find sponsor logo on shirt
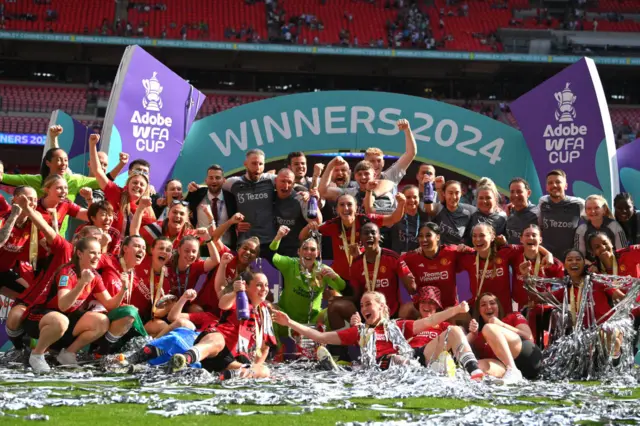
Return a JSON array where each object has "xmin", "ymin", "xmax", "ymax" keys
[
  {"xmin": 276, "ymin": 217, "xmax": 296, "ymax": 227},
  {"xmin": 237, "ymin": 192, "xmax": 269, "ymax": 203},
  {"xmin": 59, "ymin": 275, "xmax": 69, "ymax": 288},
  {"xmin": 476, "ymin": 268, "xmax": 505, "ymax": 279},
  {"xmin": 375, "ymin": 333, "xmax": 388, "ymax": 342},
  {"xmin": 542, "ymin": 217, "xmax": 576, "ymax": 229},
  {"xmin": 421, "ymin": 271, "xmax": 449, "ymax": 282}
]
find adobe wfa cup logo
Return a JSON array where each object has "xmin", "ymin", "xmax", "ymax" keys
[
  {"xmin": 554, "ymin": 82, "xmax": 577, "ymax": 123},
  {"xmin": 543, "ymin": 82, "xmax": 586, "ymax": 164},
  {"xmin": 142, "ymin": 72, "xmax": 163, "ymax": 112}
]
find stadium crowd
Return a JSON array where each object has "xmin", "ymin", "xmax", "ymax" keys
[{"xmin": 0, "ymin": 119, "xmax": 638, "ymax": 383}]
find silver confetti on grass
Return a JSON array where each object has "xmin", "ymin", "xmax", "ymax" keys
[{"xmin": 526, "ymin": 273, "xmax": 640, "ymax": 380}]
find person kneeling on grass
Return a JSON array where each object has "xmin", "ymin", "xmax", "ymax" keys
[
  {"xmin": 169, "ymin": 271, "xmax": 276, "ymax": 380},
  {"xmin": 272, "ymin": 290, "xmax": 484, "ymax": 380},
  {"xmin": 467, "ymin": 292, "xmax": 542, "ymax": 384}
]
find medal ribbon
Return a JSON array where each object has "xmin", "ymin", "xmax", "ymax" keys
[
  {"xmin": 340, "ymin": 221, "xmax": 356, "ymax": 266},
  {"xmin": 363, "ymin": 249, "xmax": 382, "ymax": 293},
  {"xmin": 475, "ymin": 248, "xmax": 492, "ymax": 297}
]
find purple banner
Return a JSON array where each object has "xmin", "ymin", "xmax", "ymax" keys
[
  {"xmin": 510, "ymin": 57, "xmax": 618, "ymax": 203},
  {"xmin": 101, "ymin": 45, "xmax": 205, "ymax": 190},
  {"xmin": 617, "ymin": 138, "xmax": 640, "ymax": 202}
]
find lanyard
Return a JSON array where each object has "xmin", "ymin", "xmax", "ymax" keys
[
  {"xmin": 524, "ymin": 253, "xmax": 541, "ymax": 277},
  {"xmin": 51, "ymin": 208, "xmax": 59, "ymax": 235},
  {"xmin": 119, "ymin": 258, "xmax": 134, "ymax": 305},
  {"xmin": 340, "ymin": 220, "xmax": 356, "ymax": 266},
  {"xmin": 475, "ymin": 249, "xmax": 492, "ymax": 297},
  {"xmin": 404, "ymin": 213, "xmax": 419, "ymax": 252},
  {"xmin": 175, "ymin": 265, "xmax": 190, "ymax": 296},
  {"xmin": 255, "ymin": 304, "xmax": 264, "ymax": 358},
  {"xmin": 364, "ymin": 249, "xmax": 382, "ymax": 292},
  {"xmin": 569, "ymin": 281, "xmax": 584, "ymax": 328},
  {"xmin": 150, "ymin": 266, "xmax": 165, "ymax": 314},
  {"xmin": 28, "ymin": 222, "xmax": 38, "ymax": 269}
]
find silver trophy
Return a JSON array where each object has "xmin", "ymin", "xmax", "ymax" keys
[
  {"xmin": 554, "ymin": 82, "xmax": 577, "ymax": 123},
  {"xmin": 142, "ymin": 72, "xmax": 163, "ymax": 112}
]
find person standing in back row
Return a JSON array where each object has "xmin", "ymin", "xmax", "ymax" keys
[
  {"xmin": 505, "ymin": 178, "xmax": 539, "ymax": 245},
  {"xmin": 538, "ymin": 170, "xmax": 584, "ymax": 259}
]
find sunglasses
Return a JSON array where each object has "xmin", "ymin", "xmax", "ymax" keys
[
  {"xmin": 131, "ymin": 169, "xmax": 149, "ymax": 177},
  {"xmin": 171, "ymin": 200, "xmax": 189, "ymax": 207}
]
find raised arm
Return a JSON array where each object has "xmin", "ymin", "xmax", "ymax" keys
[
  {"xmin": 47, "ymin": 125, "xmax": 63, "ymax": 150},
  {"xmin": 130, "ymin": 196, "xmax": 152, "ymax": 236},
  {"xmin": 218, "ymin": 277, "xmax": 243, "ymax": 311},
  {"xmin": 107, "ymin": 152, "xmax": 129, "ymax": 181},
  {"xmin": 167, "ymin": 289, "xmax": 197, "ymax": 322},
  {"xmin": 0, "ymin": 204, "xmax": 22, "ymax": 248},
  {"xmin": 318, "ymin": 156, "xmax": 345, "ymax": 202},
  {"xmin": 413, "ymin": 302, "xmax": 469, "ymax": 334},
  {"xmin": 15, "ymin": 195, "xmax": 57, "ymax": 244},
  {"xmin": 211, "ymin": 212, "xmax": 244, "ymax": 242},
  {"xmin": 202, "ymin": 240, "xmax": 220, "ymax": 272},
  {"xmin": 381, "ymin": 193, "xmax": 406, "ymax": 227},
  {"xmin": 394, "ymin": 119, "xmax": 417, "ymax": 172},
  {"xmin": 58, "ymin": 270, "xmax": 96, "ymax": 312},
  {"xmin": 272, "ymin": 310, "xmax": 342, "ymax": 345},
  {"xmin": 88, "ymin": 134, "xmax": 109, "ymax": 190}
]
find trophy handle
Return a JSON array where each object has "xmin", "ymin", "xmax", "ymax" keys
[{"xmin": 142, "ymin": 79, "xmax": 149, "ymax": 91}]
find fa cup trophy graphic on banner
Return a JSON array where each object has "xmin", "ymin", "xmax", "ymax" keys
[
  {"xmin": 142, "ymin": 72, "xmax": 163, "ymax": 112},
  {"xmin": 554, "ymin": 82, "xmax": 577, "ymax": 123}
]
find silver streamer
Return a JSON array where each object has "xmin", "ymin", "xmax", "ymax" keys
[{"xmin": 525, "ymin": 272, "xmax": 640, "ymax": 380}]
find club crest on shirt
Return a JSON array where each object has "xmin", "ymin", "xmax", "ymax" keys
[
  {"xmin": 620, "ymin": 265, "xmax": 627, "ymax": 272},
  {"xmin": 440, "ymin": 258, "xmax": 449, "ymax": 266},
  {"xmin": 496, "ymin": 258, "xmax": 503, "ymax": 265},
  {"xmin": 380, "ymin": 266, "xmax": 387, "ymax": 273}
]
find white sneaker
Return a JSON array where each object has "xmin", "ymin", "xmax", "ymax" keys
[
  {"xmin": 499, "ymin": 367, "xmax": 524, "ymax": 385},
  {"xmin": 56, "ymin": 349, "xmax": 78, "ymax": 366},
  {"xmin": 29, "ymin": 353, "xmax": 51, "ymax": 373}
]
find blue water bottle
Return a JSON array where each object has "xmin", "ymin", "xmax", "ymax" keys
[
  {"xmin": 236, "ymin": 290, "xmax": 250, "ymax": 321},
  {"xmin": 423, "ymin": 181, "xmax": 435, "ymax": 204}
]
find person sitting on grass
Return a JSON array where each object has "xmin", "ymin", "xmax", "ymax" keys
[{"xmin": 272, "ymin": 290, "xmax": 484, "ymax": 380}]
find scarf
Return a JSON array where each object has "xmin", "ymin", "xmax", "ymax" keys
[
  {"xmin": 237, "ymin": 303, "xmax": 277, "ymax": 359},
  {"xmin": 358, "ymin": 319, "xmax": 414, "ymax": 368}
]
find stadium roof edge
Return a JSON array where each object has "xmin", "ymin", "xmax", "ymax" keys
[{"xmin": 1, "ymin": 31, "xmax": 639, "ymax": 66}]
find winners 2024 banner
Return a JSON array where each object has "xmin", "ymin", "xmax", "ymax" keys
[{"xmin": 101, "ymin": 45, "xmax": 205, "ymax": 190}]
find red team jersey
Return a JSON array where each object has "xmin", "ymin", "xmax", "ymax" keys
[
  {"xmin": 100, "ymin": 256, "xmax": 152, "ymax": 317},
  {"xmin": 134, "ymin": 257, "xmax": 172, "ymax": 302},
  {"xmin": 75, "ymin": 223, "xmax": 121, "ymax": 255},
  {"xmin": 0, "ymin": 214, "xmax": 32, "ymax": 272},
  {"xmin": 472, "ymin": 313, "xmax": 528, "ymax": 359},
  {"xmin": 337, "ymin": 319, "xmax": 415, "ymax": 358},
  {"xmin": 36, "ymin": 199, "xmax": 81, "ymax": 230},
  {"xmin": 45, "ymin": 265, "xmax": 106, "ymax": 312},
  {"xmin": 186, "ymin": 312, "xmax": 219, "ymax": 331},
  {"xmin": 318, "ymin": 214, "xmax": 385, "ymax": 280},
  {"xmin": 103, "ymin": 181, "xmax": 154, "ymax": 236},
  {"xmin": 458, "ymin": 246, "xmax": 520, "ymax": 314},
  {"xmin": 139, "ymin": 220, "xmax": 197, "ymax": 252},
  {"xmin": 400, "ymin": 245, "xmax": 461, "ymax": 308},
  {"xmin": 551, "ymin": 283, "xmax": 612, "ymax": 326},
  {"xmin": 350, "ymin": 248, "xmax": 411, "ymax": 317},
  {"xmin": 406, "ymin": 321, "xmax": 451, "ymax": 348},
  {"xmin": 17, "ymin": 235, "xmax": 73, "ymax": 306},
  {"xmin": 509, "ymin": 246, "xmax": 565, "ymax": 308},
  {"xmin": 609, "ymin": 246, "xmax": 640, "ymax": 278},
  {"xmin": 197, "ymin": 246, "xmax": 244, "ymax": 315},
  {"xmin": 167, "ymin": 259, "xmax": 206, "ymax": 296}
]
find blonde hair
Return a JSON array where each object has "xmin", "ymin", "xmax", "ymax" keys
[
  {"xmin": 361, "ymin": 291, "xmax": 390, "ymax": 320},
  {"xmin": 585, "ymin": 194, "xmax": 614, "ymax": 220},
  {"xmin": 120, "ymin": 173, "xmax": 153, "ymax": 219},
  {"xmin": 476, "ymin": 177, "xmax": 501, "ymax": 213},
  {"xmin": 365, "ymin": 147, "xmax": 384, "ymax": 157},
  {"xmin": 471, "ymin": 223, "xmax": 499, "ymax": 276},
  {"xmin": 42, "ymin": 174, "xmax": 66, "ymax": 195}
]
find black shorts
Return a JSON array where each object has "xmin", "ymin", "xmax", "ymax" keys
[
  {"xmin": 195, "ymin": 329, "xmax": 250, "ymax": 373},
  {"xmin": 514, "ymin": 339, "xmax": 543, "ymax": 380},
  {"xmin": 0, "ymin": 270, "xmax": 28, "ymax": 294},
  {"xmin": 413, "ymin": 345, "xmax": 427, "ymax": 367},
  {"xmin": 378, "ymin": 350, "xmax": 423, "ymax": 370},
  {"xmin": 23, "ymin": 308, "xmax": 86, "ymax": 351}
]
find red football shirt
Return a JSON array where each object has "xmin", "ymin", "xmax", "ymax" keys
[
  {"xmin": 552, "ymin": 283, "xmax": 611, "ymax": 326},
  {"xmin": 400, "ymin": 245, "xmax": 461, "ymax": 308},
  {"xmin": 166, "ymin": 259, "xmax": 206, "ymax": 296},
  {"xmin": 0, "ymin": 214, "xmax": 32, "ymax": 272},
  {"xmin": 134, "ymin": 256, "xmax": 172, "ymax": 302},
  {"xmin": 45, "ymin": 265, "xmax": 106, "ymax": 312},
  {"xmin": 17, "ymin": 235, "xmax": 73, "ymax": 306},
  {"xmin": 103, "ymin": 181, "xmax": 154, "ymax": 237},
  {"xmin": 613, "ymin": 245, "xmax": 640, "ymax": 278},
  {"xmin": 100, "ymin": 258, "xmax": 152, "ymax": 317},
  {"xmin": 187, "ymin": 312, "xmax": 219, "ymax": 331},
  {"xmin": 197, "ymin": 245, "xmax": 242, "ymax": 315},
  {"xmin": 407, "ymin": 321, "xmax": 451, "ymax": 348},
  {"xmin": 0, "ymin": 194, "xmax": 10, "ymax": 215},
  {"xmin": 472, "ymin": 313, "xmax": 528, "ymax": 359},
  {"xmin": 458, "ymin": 246, "xmax": 520, "ymax": 314},
  {"xmin": 509, "ymin": 246, "xmax": 565, "ymax": 308},
  {"xmin": 75, "ymin": 223, "xmax": 121, "ymax": 255},
  {"xmin": 318, "ymin": 214, "xmax": 385, "ymax": 280},
  {"xmin": 337, "ymin": 319, "xmax": 414, "ymax": 358},
  {"xmin": 350, "ymin": 248, "xmax": 411, "ymax": 317},
  {"xmin": 139, "ymin": 220, "xmax": 197, "ymax": 251},
  {"xmin": 36, "ymin": 198, "xmax": 81, "ymax": 230}
]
